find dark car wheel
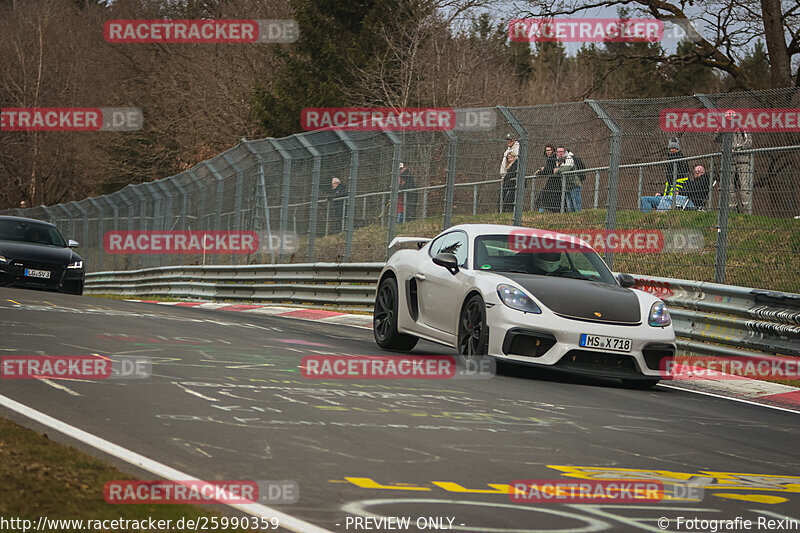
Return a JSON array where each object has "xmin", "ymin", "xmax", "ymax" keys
[
  {"xmin": 458, "ymin": 294, "xmax": 488, "ymax": 359},
  {"xmin": 621, "ymin": 378, "xmax": 660, "ymax": 390},
  {"xmin": 373, "ymin": 276, "xmax": 418, "ymax": 351}
]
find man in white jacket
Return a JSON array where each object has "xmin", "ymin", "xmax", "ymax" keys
[{"xmin": 500, "ymin": 133, "xmax": 520, "ymax": 177}]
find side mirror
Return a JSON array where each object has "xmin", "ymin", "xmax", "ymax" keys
[
  {"xmin": 68, "ymin": 240, "xmax": 79, "ymax": 248},
  {"xmin": 617, "ymin": 273, "xmax": 635, "ymax": 288},
  {"xmin": 432, "ymin": 252, "xmax": 459, "ymax": 275}
]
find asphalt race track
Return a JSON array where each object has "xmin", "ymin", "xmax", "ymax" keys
[{"xmin": 2, "ymin": 287, "xmax": 799, "ymax": 532}]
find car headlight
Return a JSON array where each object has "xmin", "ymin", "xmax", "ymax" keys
[
  {"xmin": 497, "ymin": 284, "xmax": 541, "ymax": 314},
  {"xmin": 0, "ymin": 254, "xmax": 8, "ymax": 264},
  {"xmin": 649, "ymin": 301, "xmax": 671, "ymax": 327},
  {"xmin": 67, "ymin": 260, "xmax": 83, "ymax": 269}
]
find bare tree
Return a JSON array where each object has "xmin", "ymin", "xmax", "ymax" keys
[{"xmin": 521, "ymin": 0, "xmax": 799, "ymax": 89}]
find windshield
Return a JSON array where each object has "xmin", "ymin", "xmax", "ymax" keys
[
  {"xmin": 473, "ymin": 234, "xmax": 617, "ymax": 285},
  {"xmin": 0, "ymin": 219, "xmax": 67, "ymax": 247}
]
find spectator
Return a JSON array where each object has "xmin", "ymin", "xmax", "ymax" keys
[
  {"xmin": 397, "ymin": 162, "xmax": 417, "ymax": 223},
  {"xmin": 328, "ymin": 177, "xmax": 348, "ymax": 233},
  {"xmin": 19, "ymin": 200, "xmax": 27, "ymax": 209},
  {"xmin": 715, "ymin": 110, "xmax": 753, "ymax": 213},
  {"xmin": 554, "ymin": 146, "xmax": 581, "ymax": 212},
  {"xmin": 500, "ymin": 133, "xmax": 520, "ymax": 178},
  {"xmin": 534, "ymin": 144, "xmax": 560, "ymax": 213},
  {"xmin": 502, "ymin": 153, "xmax": 518, "ymax": 212},
  {"xmin": 685, "ymin": 165, "xmax": 711, "ymax": 210},
  {"xmin": 640, "ymin": 138, "xmax": 692, "ymax": 212}
]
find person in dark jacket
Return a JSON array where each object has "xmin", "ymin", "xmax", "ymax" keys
[
  {"xmin": 328, "ymin": 177, "xmax": 348, "ymax": 233},
  {"xmin": 685, "ymin": 165, "xmax": 711, "ymax": 209},
  {"xmin": 397, "ymin": 162, "xmax": 417, "ymax": 223},
  {"xmin": 534, "ymin": 144, "xmax": 560, "ymax": 212}
]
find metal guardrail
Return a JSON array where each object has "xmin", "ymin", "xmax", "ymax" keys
[
  {"xmin": 85, "ymin": 263, "xmax": 384, "ymax": 309},
  {"xmin": 86, "ymin": 264, "xmax": 800, "ymax": 361},
  {"xmin": 632, "ymin": 275, "xmax": 800, "ymax": 360}
]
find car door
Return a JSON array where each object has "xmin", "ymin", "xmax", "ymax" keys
[{"xmin": 417, "ymin": 231, "xmax": 470, "ymax": 336}]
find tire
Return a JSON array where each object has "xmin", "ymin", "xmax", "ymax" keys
[
  {"xmin": 621, "ymin": 378, "xmax": 660, "ymax": 390},
  {"xmin": 458, "ymin": 294, "xmax": 489, "ymax": 359},
  {"xmin": 373, "ymin": 276, "xmax": 418, "ymax": 351}
]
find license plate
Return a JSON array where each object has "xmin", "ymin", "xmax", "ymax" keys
[
  {"xmin": 580, "ymin": 334, "xmax": 631, "ymax": 353},
  {"xmin": 24, "ymin": 268, "xmax": 51, "ymax": 279}
]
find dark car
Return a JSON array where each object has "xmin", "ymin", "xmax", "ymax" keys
[{"xmin": 0, "ymin": 216, "xmax": 85, "ymax": 295}]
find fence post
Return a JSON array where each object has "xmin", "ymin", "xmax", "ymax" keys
[
  {"xmin": 696, "ymin": 94, "xmax": 730, "ymax": 283},
  {"xmin": 204, "ymin": 161, "xmax": 225, "ymax": 232},
  {"xmin": 586, "ymin": 100, "xmax": 622, "ymax": 269},
  {"xmin": 223, "ymin": 153, "xmax": 244, "ymax": 232},
  {"xmin": 298, "ymin": 134, "xmax": 322, "ymax": 262},
  {"xmin": 242, "ymin": 141, "xmax": 274, "ymax": 264},
  {"xmin": 637, "ymin": 167, "xmax": 643, "ymax": 209},
  {"xmin": 334, "ymin": 131, "xmax": 360, "ymax": 261},
  {"xmin": 497, "ymin": 106, "xmax": 528, "ymax": 226},
  {"xmin": 269, "ymin": 138, "xmax": 293, "ymax": 261},
  {"xmin": 383, "ymin": 131, "xmax": 402, "ymax": 255},
  {"xmin": 87, "ymin": 198, "xmax": 104, "ymax": 272},
  {"xmin": 101, "ymin": 197, "xmax": 119, "ymax": 271},
  {"xmin": 443, "ymin": 130, "xmax": 457, "ymax": 230}
]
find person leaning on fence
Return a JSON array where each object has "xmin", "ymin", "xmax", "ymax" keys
[
  {"xmin": 714, "ymin": 110, "xmax": 753, "ymax": 213},
  {"xmin": 328, "ymin": 177, "xmax": 348, "ymax": 233},
  {"xmin": 397, "ymin": 162, "xmax": 417, "ymax": 223},
  {"xmin": 502, "ymin": 153, "xmax": 519, "ymax": 212},
  {"xmin": 554, "ymin": 146, "xmax": 581, "ymax": 212},
  {"xmin": 534, "ymin": 144, "xmax": 560, "ymax": 213},
  {"xmin": 640, "ymin": 138, "xmax": 694, "ymax": 212},
  {"xmin": 500, "ymin": 133, "xmax": 520, "ymax": 179}
]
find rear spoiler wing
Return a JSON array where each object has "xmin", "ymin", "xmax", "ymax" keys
[{"xmin": 389, "ymin": 237, "xmax": 432, "ymax": 249}]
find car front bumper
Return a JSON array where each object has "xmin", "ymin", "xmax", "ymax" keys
[{"xmin": 487, "ymin": 304, "xmax": 675, "ymax": 379}]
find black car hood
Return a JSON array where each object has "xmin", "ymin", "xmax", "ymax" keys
[
  {"xmin": 0, "ymin": 240, "xmax": 79, "ymax": 264},
  {"xmin": 497, "ymin": 273, "xmax": 641, "ymax": 325}
]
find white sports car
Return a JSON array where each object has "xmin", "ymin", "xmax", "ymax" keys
[{"xmin": 372, "ymin": 224, "xmax": 675, "ymax": 389}]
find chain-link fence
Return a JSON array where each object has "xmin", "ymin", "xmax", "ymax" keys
[{"xmin": 4, "ymin": 87, "xmax": 800, "ymax": 292}]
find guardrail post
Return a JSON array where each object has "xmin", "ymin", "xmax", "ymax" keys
[
  {"xmin": 269, "ymin": 138, "xmax": 293, "ymax": 261},
  {"xmin": 697, "ymin": 94, "xmax": 731, "ymax": 283},
  {"xmin": 443, "ymin": 129, "xmax": 457, "ymax": 230},
  {"xmin": 335, "ymin": 131, "xmax": 360, "ymax": 261},
  {"xmin": 586, "ymin": 100, "xmax": 622, "ymax": 269},
  {"xmin": 297, "ymin": 134, "xmax": 322, "ymax": 261},
  {"xmin": 383, "ymin": 131, "xmax": 402, "ymax": 255},
  {"xmin": 497, "ymin": 106, "xmax": 528, "ymax": 226}
]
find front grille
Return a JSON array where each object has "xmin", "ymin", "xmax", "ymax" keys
[{"xmin": 556, "ymin": 349, "xmax": 640, "ymax": 376}]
